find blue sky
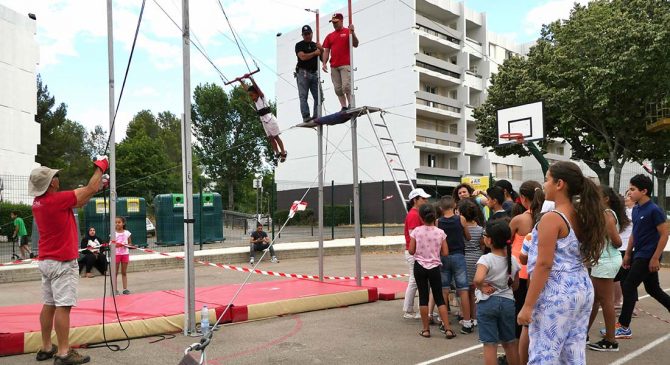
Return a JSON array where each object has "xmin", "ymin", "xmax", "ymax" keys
[{"xmin": 2, "ymin": 0, "xmax": 586, "ymax": 139}]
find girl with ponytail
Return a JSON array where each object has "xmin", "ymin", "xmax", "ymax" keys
[
  {"xmin": 518, "ymin": 161, "xmax": 606, "ymax": 364},
  {"xmin": 473, "ymin": 219, "xmax": 521, "ymax": 365},
  {"xmin": 508, "ymin": 180, "xmax": 544, "ymax": 364}
]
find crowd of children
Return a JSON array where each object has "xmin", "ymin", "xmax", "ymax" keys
[{"xmin": 404, "ymin": 161, "xmax": 669, "ymax": 365}]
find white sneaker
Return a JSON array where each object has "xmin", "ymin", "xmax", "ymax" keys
[
  {"xmin": 402, "ymin": 312, "xmax": 416, "ymax": 319},
  {"xmin": 271, "ymin": 256, "xmax": 279, "ymax": 263},
  {"xmin": 472, "ymin": 319, "xmax": 478, "ymax": 327}
]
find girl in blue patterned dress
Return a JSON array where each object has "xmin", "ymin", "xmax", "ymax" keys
[{"xmin": 517, "ymin": 161, "xmax": 607, "ymax": 365}]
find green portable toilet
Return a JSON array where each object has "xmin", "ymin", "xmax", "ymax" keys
[
  {"xmin": 117, "ymin": 197, "xmax": 147, "ymax": 247},
  {"xmin": 83, "ymin": 198, "xmax": 112, "ymax": 243},
  {"xmin": 154, "ymin": 193, "xmax": 224, "ymax": 246},
  {"xmin": 196, "ymin": 193, "xmax": 224, "ymax": 243}
]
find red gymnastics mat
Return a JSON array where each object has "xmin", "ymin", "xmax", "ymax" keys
[{"xmin": 0, "ymin": 279, "xmax": 378, "ymax": 356}]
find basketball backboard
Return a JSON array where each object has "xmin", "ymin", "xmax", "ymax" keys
[{"xmin": 496, "ymin": 101, "xmax": 545, "ymax": 146}]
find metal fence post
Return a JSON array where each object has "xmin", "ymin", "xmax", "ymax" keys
[
  {"xmin": 331, "ymin": 180, "xmax": 335, "ymax": 240},
  {"xmin": 359, "ymin": 180, "xmax": 363, "ymax": 237},
  {"xmin": 381, "ymin": 180, "xmax": 385, "ymax": 236}
]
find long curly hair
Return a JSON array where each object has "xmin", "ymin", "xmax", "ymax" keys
[
  {"xmin": 600, "ymin": 185, "xmax": 631, "ymax": 232},
  {"xmin": 549, "ymin": 161, "xmax": 606, "ymax": 266}
]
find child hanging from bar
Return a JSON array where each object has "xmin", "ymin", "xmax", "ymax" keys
[{"xmin": 239, "ymin": 75, "xmax": 288, "ymax": 162}]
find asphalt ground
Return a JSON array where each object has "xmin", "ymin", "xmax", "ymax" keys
[{"xmin": 1, "ymin": 253, "xmax": 670, "ymax": 365}]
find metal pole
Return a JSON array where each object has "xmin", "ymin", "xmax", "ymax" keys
[
  {"xmin": 199, "ymin": 179, "xmax": 203, "ymax": 251},
  {"xmin": 181, "ymin": 0, "xmax": 196, "ymax": 335},
  {"xmin": 331, "ymin": 180, "xmax": 335, "ymax": 240},
  {"xmin": 106, "ymin": 0, "xmax": 117, "ymax": 293},
  {"xmin": 271, "ymin": 178, "xmax": 275, "ymax": 240},
  {"xmin": 316, "ymin": 9, "xmax": 325, "ymax": 282},
  {"xmin": 381, "ymin": 180, "xmax": 385, "ymax": 236},
  {"xmin": 348, "ymin": 0, "xmax": 361, "ymax": 286}
]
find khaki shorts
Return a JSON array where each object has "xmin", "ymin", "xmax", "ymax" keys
[
  {"xmin": 330, "ymin": 65, "xmax": 351, "ymax": 97},
  {"xmin": 39, "ymin": 259, "xmax": 79, "ymax": 307}
]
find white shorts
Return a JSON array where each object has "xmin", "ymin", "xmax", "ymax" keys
[
  {"xmin": 261, "ymin": 117, "xmax": 281, "ymax": 138},
  {"xmin": 39, "ymin": 259, "xmax": 79, "ymax": 307}
]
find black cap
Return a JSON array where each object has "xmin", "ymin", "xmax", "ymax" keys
[{"xmin": 301, "ymin": 25, "xmax": 312, "ymax": 34}]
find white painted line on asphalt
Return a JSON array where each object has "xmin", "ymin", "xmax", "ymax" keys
[
  {"xmin": 416, "ymin": 287, "xmax": 670, "ymax": 365},
  {"xmin": 415, "ymin": 344, "xmax": 482, "ymax": 365},
  {"xmin": 610, "ymin": 333, "xmax": 670, "ymax": 365}
]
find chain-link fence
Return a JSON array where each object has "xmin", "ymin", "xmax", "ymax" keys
[{"xmin": 0, "ymin": 175, "xmax": 31, "ymax": 205}]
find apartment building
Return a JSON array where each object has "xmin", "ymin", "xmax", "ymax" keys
[
  {"xmin": 0, "ymin": 5, "xmax": 40, "ymax": 203},
  {"xmin": 274, "ymin": 0, "xmax": 569, "ymax": 221}
]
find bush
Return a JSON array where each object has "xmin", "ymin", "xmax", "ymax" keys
[
  {"xmin": 274, "ymin": 205, "xmax": 351, "ymax": 226},
  {"xmin": 0, "ymin": 202, "xmax": 33, "ymax": 239}
]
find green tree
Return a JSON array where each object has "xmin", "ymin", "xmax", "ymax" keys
[
  {"xmin": 86, "ymin": 125, "xmax": 108, "ymax": 157},
  {"xmin": 192, "ymin": 83, "xmax": 274, "ymax": 211},
  {"xmin": 35, "ymin": 76, "xmax": 92, "ymax": 189},
  {"xmin": 475, "ymin": 0, "xmax": 670, "ymax": 192},
  {"xmin": 116, "ymin": 133, "xmax": 173, "ymax": 201}
]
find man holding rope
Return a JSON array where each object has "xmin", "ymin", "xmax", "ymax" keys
[{"xmin": 30, "ymin": 156, "xmax": 108, "ymax": 364}]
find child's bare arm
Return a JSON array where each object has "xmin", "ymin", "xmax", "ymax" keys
[{"xmin": 249, "ymin": 77, "xmax": 264, "ymax": 98}]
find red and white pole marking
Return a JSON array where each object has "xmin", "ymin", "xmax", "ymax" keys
[{"xmin": 116, "ymin": 242, "xmax": 408, "ymax": 281}]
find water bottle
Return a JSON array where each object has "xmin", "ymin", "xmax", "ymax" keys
[{"xmin": 200, "ymin": 305, "xmax": 210, "ymax": 335}]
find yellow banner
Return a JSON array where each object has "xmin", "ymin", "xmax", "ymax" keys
[{"xmin": 461, "ymin": 176, "xmax": 490, "ymax": 192}]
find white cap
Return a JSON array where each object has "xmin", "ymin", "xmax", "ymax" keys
[{"xmin": 408, "ymin": 188, "xmax": 431, "ymax": 200}]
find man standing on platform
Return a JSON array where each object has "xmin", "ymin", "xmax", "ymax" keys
[
  {"xmin": 295, "ymin": 25, "xmax": 323, "ymax": 123},
  {"xmin": 322, "ymin": 13, "xmax": 359, "ymax": 111},
  {"xmin": 30, "ymin": 156, "xmax": 107, "ymax": 365}
]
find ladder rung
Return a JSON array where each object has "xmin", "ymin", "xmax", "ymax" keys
[
  {"xmin": 393, "ymin": 168, "xmax": 406, "ymax": 171},
  {"xmin": 380, "ymin": 137, "xmax": 393, "ymax": 141},
  {"xmin": 385, "ymin": 152, "xmax": 399, "ymax": 156},
  {"xmin": 398, "ymin": 183, "xmax": 413, "ymax": 186},
  {"xmin": 374, "ymin": 123, "xmax": 388, "ymax": 128}
]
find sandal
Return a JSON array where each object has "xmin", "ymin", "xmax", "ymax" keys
[
  {"xmin": 419, "ymin": 329, "xmax": 431, "ymax": 338},
  {"xmin": 444, "ymin": 329, "xmax": 457, "ymax": 339},
  {"xmin": 280, "ymin": 151, "xmax": 287, "ymax": 163}
]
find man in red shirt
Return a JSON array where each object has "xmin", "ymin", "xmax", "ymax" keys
[
  {"xmin": 322, "ymin": 13, "xmax": 359, "ymax": 111},
  {"xmin": 30, "ymin": 157, "xmax": 108, "ymax": 364}
]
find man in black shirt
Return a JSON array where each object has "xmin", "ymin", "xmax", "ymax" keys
[
  {"xmin": 295, "ymin": 25, "xmax": 323, "ymax": 122},
  {"xmin": 250, "ymin": 223, "xmax": 278, "ymax": 265}
]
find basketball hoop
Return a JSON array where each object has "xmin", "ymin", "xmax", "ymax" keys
[{"xmin": 499, "ymin": 132, "xmax": 525, "ymax": 145}]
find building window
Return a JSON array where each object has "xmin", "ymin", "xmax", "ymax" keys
[
  {"xmin": 424, "ymin": 84, "xmax": 437, "ymax": 94},
  {"xmin": 488, "ymin": 44, "xmax": 496, "ymax": 58},
  {"xmin": 449, "ymin": 157, "xmax": 459, "ymax": 170},
  {"xmin": 448, "ymin": 124, "xmax": 458, "ymax": 135},
  {"xmin": 505, "ymin": 50, "xmax": 514, "ymax": 60},
  {"xmin": 427, "ymin": 154, "xmax": 436, "ymax": 167},
  {"xmin": 494, "ymin": 163, "xmax": 522, "ymax": 180}
]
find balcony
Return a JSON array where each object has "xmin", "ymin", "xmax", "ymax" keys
[
  {"xmin": 416, "ymin": 53, "xmax": 462, "ymax": 77},
  {"xmin": 416, "ymin": 23, "xmax": 460, "ymax": 52},
  {"xmin": 465, "ymin": 37, "xmax": 484, "ymax": 57},
  {"xmin": 416, "ymin": 92, "xmax": 461, "ymax": 120},
  {"xmin": 416, "ymin": 166, "xmax": 463, "ymax": 179},
  {"xmin": 464, "ymin": 71, "xmax": 483, "ymax": 90},
  {"xmin": 415, "ymin": 134, "xmax": 462, "ymax": 154},
  {"xmin": 464, "ymin": 140, "xmax": 485, "ymax": 156},
  {"xmin": 416, "ymin": 62, "xmax": 461, "ymax": 87}
]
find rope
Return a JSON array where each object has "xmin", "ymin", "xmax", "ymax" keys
[{"xmin": 215, "ymin": 0, "xmax": 253, "ymax": 73}]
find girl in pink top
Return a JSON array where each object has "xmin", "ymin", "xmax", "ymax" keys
[{"xmin": 409, "ymin": 204, "xmax": 456, "ymax": 339}]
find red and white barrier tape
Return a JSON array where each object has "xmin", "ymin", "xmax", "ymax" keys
[
  {"xmin": 0, "ymin": 259, "xmax": 36, "ymax": 267},
  {"xmin": 122, "ymin": 242, "xmax": 408, "ymax": 281}
]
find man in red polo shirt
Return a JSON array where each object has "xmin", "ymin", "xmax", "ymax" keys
[
  {"xmin": 322, "ymin": 13, "xmax": 359, "ymax": 111},
  {"xmin": 30, "ymin": 157, "xmax": 108, "ymax": 364}
]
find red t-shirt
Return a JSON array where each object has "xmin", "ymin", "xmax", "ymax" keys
[
  {"xmin": 33, "ymin": 191, "xmax": 79, "ymax": 261},
  {"xmin": 404, "ymin": 207, "xmax": 422, "ymax": 250},
  {"xmin": 323, "ymin": 28, "xmax": 351, "ymax": 68}
]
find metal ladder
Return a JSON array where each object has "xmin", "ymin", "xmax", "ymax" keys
[{"xmin": 364, "ymin": 109, "xmax": 415, "ymax": 213}]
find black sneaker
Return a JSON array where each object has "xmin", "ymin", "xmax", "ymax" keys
[
  {"xmin": 587, "ymin": 339, "xmax": 619, "ymax": 352},
  {"xmin": 497, "ymin": 355, "xmax": 508, "ymax": 365},
  {"xmin": 460, "ymin": 324, "xmax": 473, "ymax": 334},
  {"xmin": 53, "ymin": 349, "xmax": 91, "ymax": 365},
  {"xmin": 35, "ymin": 344, "xmax": 57, "ymax": 361},
  {"xmin": 438, "ymin": 323, "xmax": 446, "ymax": 334}
]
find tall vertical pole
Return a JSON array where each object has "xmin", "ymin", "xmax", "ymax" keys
[
  {"xmin": 106, "ymin": 0, "xmax": 118, "ymax": 293},
  {"xmin": 348, "ymin": 0, "xmax": 361, "ymax": 286},
  {"xmin": 181, "ymin": 0, "xmax": 196, "ymax": 335},
  {"xmin": 314, "ymin": 10, "xmax": 325, "ymax": 282},
  {"xmin": 381, "ymin": 180, "xmax": 385, "ymax": 236}
]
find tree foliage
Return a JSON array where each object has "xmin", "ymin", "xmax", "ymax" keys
[
  {"xmin": 192, "ymin": 83, "xmax": 274, "ymax": 210},
  {"xmin": 35, "ymin": 76, "xmax": 93, "ymax": 189},
  {"xmin": 475, "ymin": 0, "xmax": 670, "ymax": 193}
]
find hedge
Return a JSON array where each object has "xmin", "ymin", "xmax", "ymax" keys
[
  {"xmin": 0, "ymin": 202, "xmax": 33, "ymax": 239},
  {"xmin": 274, "ymin": 205, "xmax": 351, "ymax": 226}
]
